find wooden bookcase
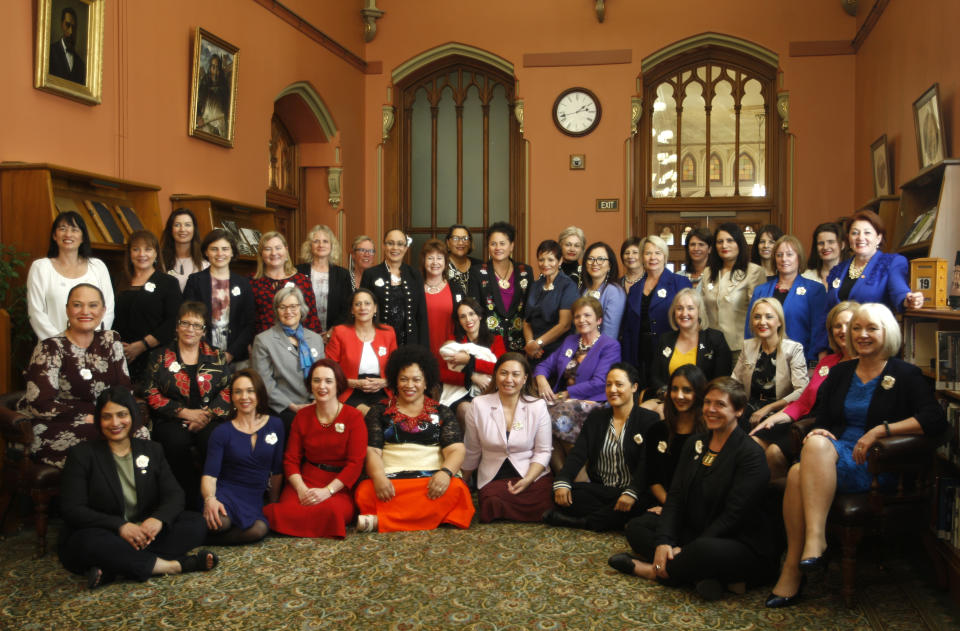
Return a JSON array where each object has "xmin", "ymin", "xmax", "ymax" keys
[
  {"xmin": 893, "ymin": 159, "xmax": 960, "ymax": 261},
  {"xmin": 169, "ymin": 194, "xmax": 277, "ymax": 274},
  {"xmin": 0, "ymin": 163, "xmax": 163, "ymax": 263},
  {"xmin": 904, "ymin": 308, "xmax": 960, "ymax": 602}
]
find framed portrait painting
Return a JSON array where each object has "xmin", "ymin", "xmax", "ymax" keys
[
  {"xmin": 189, "ymin": 28, "xmax": 239, "ymax": 148},
  {"xmin": 870, "ymin": 134, "xmax": 892, "ymax": 197},
  {"xmin": 912, "ymin": 83, "xmax": 946, "ymax": 170},
  {"xmin": 34, "ymin": 0, "xmax": 104, "ymax": 104}
]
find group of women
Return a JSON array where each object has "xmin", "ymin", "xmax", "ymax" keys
[{"xmin": 17, "ymin": 208, "xmax": 945, "ymax": 605}]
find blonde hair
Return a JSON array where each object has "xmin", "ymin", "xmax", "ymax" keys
[
  {"xmin": 749, "ymin": 297, "xmax": 787, "ymax": 347},
  {"xmin": 826, "ymin": 300, "xmax": 859, "ymax": 354},
  {"xmin": 668, "ymin": 288, "xmax": 706, "ymax": 331},
  {"xmin": 254, "ymin": 231, "xmax": 296, "ymax": 279},
  {"xmin": 300, "ymin": 225, "xmax": 342, "ymax": 266},
  {"xmin": 846, "ymin": 302, "xmax": 901, "ymax": 359},
  {"xmin": 638, "ymin": 235, "xmax": 669, "ymax": 262},
  {"xmin": 558, "ymin": 226, "xmax": 585, "ymax": 248}
]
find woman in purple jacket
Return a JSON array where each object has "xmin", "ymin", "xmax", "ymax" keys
[{"xmin": 534, "ymin": 296, "xmax": 621, "ymax": 471}]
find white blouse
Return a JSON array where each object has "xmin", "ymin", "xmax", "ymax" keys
[{"xmin": 26, "ymin": 257, "xmax": 115, "ymax": 340}]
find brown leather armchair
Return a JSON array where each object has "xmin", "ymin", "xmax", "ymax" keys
[
  {"xmin": 792, "ymin": 417, "xmax": 940, "ymax": 606},
  {"xmin": 0, "ymin": 391, "xmax": 60, "ymax": 558}
]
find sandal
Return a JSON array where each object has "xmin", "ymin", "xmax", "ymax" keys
[{"xmin": 179, "ymin": 549, "xmax": 219, "ymax": 574}]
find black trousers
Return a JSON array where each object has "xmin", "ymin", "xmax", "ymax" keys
[
  {"xmin": 152, "ymin": 420, "xmax": 221, "ymax": 508},
  {"xmin": 557, "ymin": 482, "xmax": 647, "ymax": 532},
  {"xmin": 625, "ymin": 512, "xmax": 774, "ymax": 587},
  {"xmin": 59, "ymin": 511, "xmax": 207, "ymax": 582}
]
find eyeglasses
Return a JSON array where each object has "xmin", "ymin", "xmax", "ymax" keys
[
  {"xmin": 449, "ymin": 236, "xmax": 470, "ymax": 243},
  {"xmin": 277, "ymin": 304, "xmax": 301, "ymax": 313},
  {"xmin": 354, "ymin": 248, "xmax": 375, "ymax": 255},
  {"xmin": 178, "ymin": 320, "xmax": 205, "ymax": 331},
  {"xmin": 586, "ymin": 257, "xmax": 609, "ymax": 265}
]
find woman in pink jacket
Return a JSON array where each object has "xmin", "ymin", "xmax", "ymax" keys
[{"xmin": 463, "ymin": 353, "xmax": 553, "ymax": 522}]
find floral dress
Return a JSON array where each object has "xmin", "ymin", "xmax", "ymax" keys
[{"xmin": 18, "ymin": 330, "xmax": 149, "ymax": 468}]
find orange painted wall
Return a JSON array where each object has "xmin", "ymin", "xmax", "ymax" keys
[
  {"xmin": 362, "ymin": 0, "xmax": 859, "ymax": 255},
  {"xmin": 0, "ymin": 0, "xmax": 367, "ymax": 251},
  {"xmin": 854, "ymin": 0, "xmax": 960, "ymax": 206}
]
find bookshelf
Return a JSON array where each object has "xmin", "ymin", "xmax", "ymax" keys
[
  {"xmin": 905, "ymin": 307, "xmax": 960, "ymax": 601},
  {"xmin": 0, "ymin": 163, "xmax": 163, "ymax": 262},
  {"xmin": 893, "ymin": 159, "xmax": 960, "ymax": 261}
]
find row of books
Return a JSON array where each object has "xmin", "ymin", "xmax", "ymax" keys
[
  {"xmin": 936, "ymin": 402, "xmax": 960, "ymax": 467},
  {"xmin": 935, "ymin": 472, "xmax": 960, "ymax": 550},
  {"xmin": 55, "ymin": 196, "xmax": 145, "ymax": 245},
  {"xmin": 899, "ymin": 207, "xmax": 938, "ymax": 247},
  {"xmin": 937, "ymin": 332, "xmax": 960, "ymax": 391},
  {"xmin": 221, "ymin": 220, "xmax": 262, "ymax": 257}
]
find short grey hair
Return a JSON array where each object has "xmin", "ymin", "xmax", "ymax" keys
[
  {"xmin": 846, "ymin": 302, "xmax": 901, "ymax": 359},
  {"xmin": 668, "ymin": 288, "xmax": 706, "ymax": 331},
  {"xmin": 273, "ymin": 285, "xmax": 308, "ymax": 321}
]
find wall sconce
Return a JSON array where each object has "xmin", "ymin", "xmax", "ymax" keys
[{"xmin": 328, "ymin": 167, "xmax": 343, "ymax": 210}]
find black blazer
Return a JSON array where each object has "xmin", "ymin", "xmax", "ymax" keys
[
  {"xmin": 59, "ymin": 439, "xmax": 185, "ymax": 540},
  {"xmin": 650, "ymin": 328, "xmax": 732, "ymax": 393},
  {"xmin": 813, "ymin": 357, "xmax": 947, "ymax": 438},
  {"xmin": 361, "ymin": 262, "xmax": 429, "ymax": 347},
  {"xmin": 555, "ymin": 405, "xmax": 660, "ymax": 502},
  {"xmin": 182, "ymin": 269, "xmax": 255, "ymax": 361},
  {"xmin": 49, "ymin": 39, "xmax": 86, "ymax": 83},
  {"xmin": 295, "ymin": 262, "xmax": 354, "ymax": 329},
  {"xmin": 655, "ymin": 427, "xmax": 775, "ymax": 563}
]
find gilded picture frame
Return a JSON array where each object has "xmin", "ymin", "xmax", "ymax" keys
[
  {"xmin": 188, "ymin": 28, "xmax": 239, "ymax": 148},
  {"xmin": 912, "ymin": 83, "xmax": 946, "ymax": 170},
  {"xmin": 870, "ymin": 134, "xmax": 892, "ymax": 197},
  {"xmin": 34, "ymin": 0, "xmax": 104, "ymax": 105}
]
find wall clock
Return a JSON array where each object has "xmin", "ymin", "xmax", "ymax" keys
[{"xmin": 553, "ymin": 87, "xmax": 601, "ymax": 137}]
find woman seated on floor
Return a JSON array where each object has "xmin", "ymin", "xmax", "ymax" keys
[
  {"xmin": 644, "ymin": 365, "xmax": 707, "ymax": 514},
  {"xmin": 765, "ymin": 303, "xmax": 947, "ymax": 608},
  {"xmin": 265, "ymin": 359, "xmax": 367, "ymax": 539},
  {"xmin": 610, "ymin": 377, "xmax": 777, "ymax": 602},
  {"xmin": 18, "ymin": 283, "xmax": 149, "ymax": 469},
  {"xmin": 462, "ymin": 353, "xmax": 553, "ymax": 522},
  {"xmin": 533, "ymin": 295, "xmax": 621, "ymax": 472},
  {"xmin": 202, "ymin": 370, "xmax": 284, "ymax": 545},
  {"xmin": 251, "ymin": 285, "xmax": 325, "ymax": 431},
  {"xmin": 354, "ymin": 345, "xmax": 475, "ymax": 533},
  {"xmin": 543, "ymin": 363, "xmax": 659, "ymax": 531},
  {"xmin": 731, "ymin": 298, "xmax": 808, "ymax": 431},
  {"xmin": 59, "ymin": 386, "xmax": 216, "ymax": 589},
  {"xmin": 750, "ymin": 300, "xmax": 859, "ymax": 478}
]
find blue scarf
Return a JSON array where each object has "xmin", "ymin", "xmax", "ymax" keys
[{"xmin": 282, "ymin": 324, "xmax": 313, "ymax": 378}]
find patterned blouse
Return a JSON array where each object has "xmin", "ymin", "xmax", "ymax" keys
[
  {"xmin": 365, "ymin": 398, "xmax": 462, "ymax": 478},
  {"xmin": 144, "ymin": 340, "xmax": 233, "ymax": 423},
  {"xmin": 250, "ymin": 273, "xmax": 323, "ymax": 335}
]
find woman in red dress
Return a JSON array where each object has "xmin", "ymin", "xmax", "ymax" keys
[{"xmin": 264, "ymin": 359, "xmax": 367, "ymax": 538}]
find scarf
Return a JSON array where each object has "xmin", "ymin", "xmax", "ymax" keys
[{"xmin": 282, "ymin": 324, "xmax": 313, "ymax": 378}]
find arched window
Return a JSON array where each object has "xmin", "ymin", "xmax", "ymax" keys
[
  {"xmin": 738, "ymin": 152, "xmax": 755, "ymax": 184},
  {"xmin": 709, "ymin": 153, "xmax": 723, "ymax": 184},
  {"xmin": 386, "ymin": 47, "xmax": 525, "ymax": 261},
  {"xmin": 680, "ymin": 154, "xmax": 696, "ymax": 183}
]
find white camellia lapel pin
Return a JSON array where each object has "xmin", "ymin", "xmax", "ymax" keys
[
  {"xmin": 375, "ymin": 278, "xmax": 385, "ymax": 287},
  {"xmin": 796, "ymin": 286, "xmax": 806, "ymax": 296},
  {"xmin": 881, "ymin": 375, "xmax": 895, "ymax": 390},
  {"xmin": 657, "ymin": 288, "xmax": 667, "ymax": 298},
  {"xmin": 144, "ymin": 282, "xmax": 156, "ymax": 293},
  {"xmin": 79, "ymin": 368, "xmax": 92, "ymax": 380},
  {"xmin": 169, "ymin": 361, "xmax": 181, "ymax": 373},
  {"xmin": 232, "ymin": 286, "xmax": 241, "ymax": 297},
  {"xmin": 284, "ymin": 282, "xmax": 295, "ymax": 289},
  {"xmin": 265, "ymin": 432, "xmax": 278, "ymax": 445},
  {"xmin": 694, "ymin": 440, "xmax": 704, "ymax": 458},
  {"xmin": 658, "ymin": 441, "xmax": 667, "ymax": 453},
  {"xmin": 135, "ymin": 455, "xmax": 149, "ymax": 474}
]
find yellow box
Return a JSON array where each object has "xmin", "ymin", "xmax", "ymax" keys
[{"xmin": 911, "ymin": 257, "xmax": 948, "ymax": 308}]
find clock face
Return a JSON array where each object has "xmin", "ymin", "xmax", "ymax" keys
[{"xmin": 553, "ymin": 88, "xmax": 601, "ymax": 137}]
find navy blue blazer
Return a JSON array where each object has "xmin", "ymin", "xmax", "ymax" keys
[
  {"xmin": 746, "ymin": 275, "xmax": 828, "ymax": 362},
  {"xmin": 825, "ymin": 252, "xmax": 910, "ymax": 314},
  {"xmin": 182, "ymin": 269, "xmax": 255, "ymax": 361},
  {"xmin": 620, "ymin": 269, "xmax": 692, "ymax": 367},
  {"xmin": 533, "ymin": 333, "xmax": 621, "ymax": 402}
]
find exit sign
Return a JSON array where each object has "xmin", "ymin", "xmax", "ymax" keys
[{"xmin": 596, "ymin": 198, "xmax": 619, "ymax": 212}]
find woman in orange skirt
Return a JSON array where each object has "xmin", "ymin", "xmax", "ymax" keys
[
  {"xmin": 354, "ymin": 346, "xmax": 475, "ymax": 532},
  {"xmin": 264, "ymin": 359, "xmax": 367, "ymax": 538}
]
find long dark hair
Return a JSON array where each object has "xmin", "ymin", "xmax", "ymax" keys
[
  {"xmin": 581, "ymin": 241, "xmax": 620, "ymax": 289},
  {"xmin": 683, "ymin": 227, "xmax": 713, "ymax": 271},
  {"xmin": 230, "ymin": 369, "xmax": 271, "ymax": 416},
  {"xmin": 94, "ymin": 386, "xmax": 143, "ymax": 438},
  {"xmin": 160, "ymin": 208, "xmax": 203, "ymax": 273},
  {"xmin": 662, "ymin": 364, "xmax": 707, "ymax": 444},
  {"xmin": 750, "ymin": 224, "xmax": 784, "ymax": 266},
  {"xmin": 490, "ymin": 352, "xmax": 538, "ymax": 400},
  {"xmin": 348, "ymin": 288, "xmax": 390, "ymax": 330},
  {"xmin": 453, "ymin": 297, "xmax": 494, "ymax": 347},
  {"xmin": 606, "ymin": 362, "xmax": 641, "ymax": 406},
  {"xmin": 806, "ymin": 222, "xmax": 844, "ymax": 272},
  {"xmin": 47, "ymin": 212, "xmax": 93, "ymax": 259},
  {"xmin": 705, "ymin": 222, "xmax": 751, "ymax": 284}
]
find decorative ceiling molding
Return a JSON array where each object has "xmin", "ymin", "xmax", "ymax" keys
[
  {"xmin": 392, "ymin": 42, "xmax": 514, "ymax": 85},
  {"xmin": 253, "ymin": 0, "xmax": 366, "ymax": 71},
  {"xmin": 274, "ymin": 82, "xmax": 338, "ymax": 140},
  {"xmin": 641, "ymin": 32, "xmax": 779, "ymax": 74},
  {"xmin": 852, "ymin": 0, "xmax": 889, "ymax": 51}
]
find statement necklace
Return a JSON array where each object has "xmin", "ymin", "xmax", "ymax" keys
[
  {"xmin": 848, "ymin": 260, "xmax": 867, "ymax": 280},
  {"xmin": 425, "ymin": 280, "xmax": 445, "ymax": 294},
  {"xmin": 494, "ymin": 265, "xmax": 513, "ymax": 290},
  {"xmin": 578, "ymin": 334, "xmax": 598, "ymax": 353}
]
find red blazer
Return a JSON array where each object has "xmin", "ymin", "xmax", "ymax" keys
[{"xmin": 325, "ymin": 324, "xmax": 397, "ymax": 402}]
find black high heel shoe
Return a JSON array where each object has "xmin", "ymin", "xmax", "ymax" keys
[
  {"xmin": 607, "ymin": 553, "xmax": 638, "ymax": 576},
  {"xmin": 799, "ymin": 547, "xmax": 828, "ymax": 574},
  {"xmin": 765, "ymin": 574, "xmax": 806, "ymax": 608}
]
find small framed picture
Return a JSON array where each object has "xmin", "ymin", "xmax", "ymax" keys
[
  {"xmin": 870, "ymin": 134, "xmax": 892, "ymax": 197},
  {"xmin": 34, "ymin": 0, "xmax": 104, "ymax": 105},
  {"xmin": 570, "ymin": 154, "xmax": 585, "ymax": 170},
  {"xmin": 912, "ymin": 83, "xmax": 946, "ymax": 169},
  {"xmin": 189, "ymin": 28, "xmax": 240, "ymax": 148}
]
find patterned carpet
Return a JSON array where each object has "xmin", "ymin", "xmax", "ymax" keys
[{"xmin": 0, "ymin": 521, "xmax": 957, "ymax": 631}]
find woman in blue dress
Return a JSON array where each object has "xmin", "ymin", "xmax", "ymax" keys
[
  {"xmin": 824, "ymin": 210, "xmax": 924, "ymax": 313},
  {"xmin": 765, "ymin": 303, "xmax": 946, "ymax": 607},
  {"xmin": 580, "ymin": 241, "xmax": 626, "ymax": 340},
  {"xmin": 522, "ymin": 240, "xmax": 577, "ymax": 363},
  {"xmin": 201, "ymin": 369, "xmax": 285, "ymax": 544}
]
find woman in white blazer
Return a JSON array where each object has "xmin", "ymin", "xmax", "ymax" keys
[
  {"xmin": 463, "ymin": 352, "xmax": 553, "ymax": 523},
  {"xmin": 251, "ymin": 285, "xmax": 324, "ymax": 431},
  {"xmin": 731, "ymin": 298, "xmax": 808, "ymax": 432}
]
